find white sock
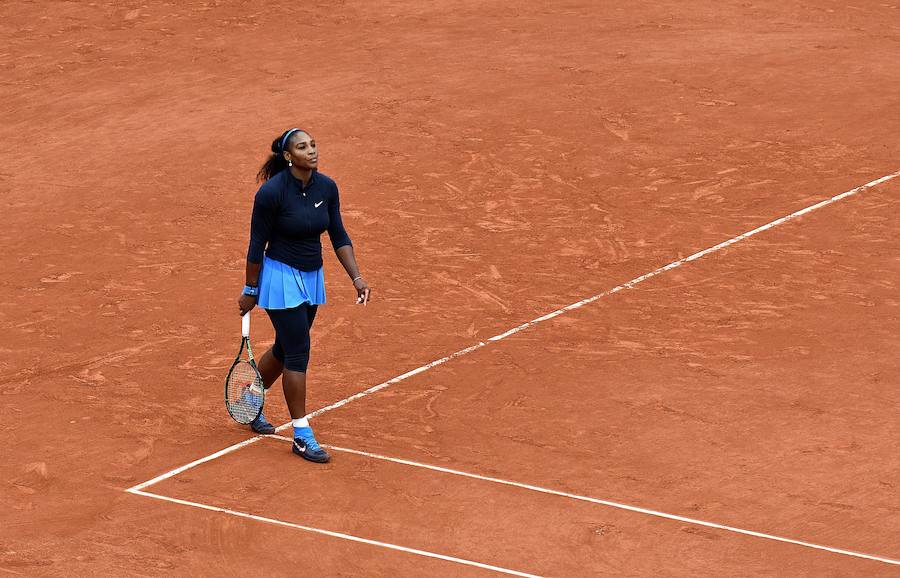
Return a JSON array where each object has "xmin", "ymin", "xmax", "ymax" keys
[{"xmin": 292, "ymin": 417, "xmax": 310, "ymax": 429}]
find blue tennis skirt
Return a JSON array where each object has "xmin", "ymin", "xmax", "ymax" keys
[{"xmin": 257, "ymin": 255, "xmax": 326, "ymax": 310}]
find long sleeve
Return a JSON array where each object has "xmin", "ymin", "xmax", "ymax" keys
[
  {"xmin": 247, "ymin": 187, "xmax": 276, "ymax": 264},
  {"xmin": 326, "ymin": 183, "xmax": 352, "ymax": 251}
]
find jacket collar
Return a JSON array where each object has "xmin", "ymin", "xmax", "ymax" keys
[{"xmin": 283, "ymin": 168, "xmax": 318, "ymax": 190}]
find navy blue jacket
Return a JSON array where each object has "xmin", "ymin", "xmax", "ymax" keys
[{"xmin": 247, "ymin": 169, "xmax": 352, "ymax": 271}]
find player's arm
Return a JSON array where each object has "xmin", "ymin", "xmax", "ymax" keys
[
  {"xmin": 239, "ymin": 188, "xmax": 273, "ymax": 314},
  {"xmin": 244, "ymin": 260, "xmax": 261, "ymax": 289},
  {"xmin": 328, "ymin": 184, "xmax": 370, "ymax": 305},
  {"xmin": 335, "ymin": 245, "xmax": 369, "ymax": 305}
]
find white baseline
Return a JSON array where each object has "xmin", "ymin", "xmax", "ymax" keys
[
  {"xmin": 259, "ymin": 437, "xmax": 897, "ymax": 567},
  {"xmin": 128, "ymin": 488, "xmax": 540, "ymax": 577}
]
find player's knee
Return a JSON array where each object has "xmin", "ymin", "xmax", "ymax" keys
[
  {"xmin": 283, "ymin": 352, "xmax": 309, "ymax": 373},
  {"xmin": 272, "ymin": 341, "xmax": 285, "ymax": 362}
]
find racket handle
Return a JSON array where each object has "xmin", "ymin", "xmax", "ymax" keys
[{"xmin": 241, "ymin": 312, "xmax": 250, "ymax": 337}]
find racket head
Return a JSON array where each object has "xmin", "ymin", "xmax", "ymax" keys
[{"xmin": 225, "ymin": 358, "xmax": 265, "ymax": 425}]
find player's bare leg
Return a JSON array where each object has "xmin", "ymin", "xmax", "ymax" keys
[
  {"xmin": 283, "ymin": 368, "xmax": 329, "ymax": 463},
  {"xmin": 247, "ymin": 347, "xmax": 282, "ymax": 435},
  {"xmin": 282, "ymin": 368, "xmax": 307, "ymax": 417},
  {"xmin": 256, "ymin": 348, "xmax": 283, "ymax": 389}
]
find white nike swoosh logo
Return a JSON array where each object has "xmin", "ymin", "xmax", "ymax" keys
[{"xmin": 314, "ymin": 201, "xmax": 324, "ymax": 208}]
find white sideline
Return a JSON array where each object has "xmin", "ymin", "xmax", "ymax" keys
[
  {"xmin": 127, "ymin": 488, "xmax": 540, "ymax": 577},
  {"xmin": 128, "ymin": 170, "xmax": 898, "ymax": 491},
  {"xmin": 265, "ymin": 437, "xmax": 900, "ymax": 567},
  {"xmin": 127, "ymin": 171, "xmax": 900, "ymax": 566},
  {"xmin": 265, "ymin": 169, "xmax": 900, "ymax": 432}
]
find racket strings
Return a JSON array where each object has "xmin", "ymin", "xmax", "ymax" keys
[{"xmin": 226, "ymin": 361, "xmax": 264, "ymax": 423}]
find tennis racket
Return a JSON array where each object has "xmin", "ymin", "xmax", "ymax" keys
[{"xmin": 224, "ymin": 312, "xmax": 265, "ymax": 425}]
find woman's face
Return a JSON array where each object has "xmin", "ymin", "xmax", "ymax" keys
[{"xmin": 284, "ymin": 132, "xmax": 318, "ymax": 170}]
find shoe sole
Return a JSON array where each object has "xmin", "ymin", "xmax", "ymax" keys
[{"xmin": 251, "ymin": 425, "xmax": 276, "ymax": 435}]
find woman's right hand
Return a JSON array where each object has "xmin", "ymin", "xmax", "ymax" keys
[{"xmin": 238, "ymin": 293, "xmax": 257, "ymax": 316}]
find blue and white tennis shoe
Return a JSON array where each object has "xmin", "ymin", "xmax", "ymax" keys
[
  {"xmin": 249, "ymin": 413, "xmax": 276, "ymax": 435},
  {"xmin": 293, "ymin": 428, "xmax": 330, "ymax": 463}
]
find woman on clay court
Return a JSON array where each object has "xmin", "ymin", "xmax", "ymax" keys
[{"xmin": 237, "ymin": 128, "xmax": 371, "ymax": 464}]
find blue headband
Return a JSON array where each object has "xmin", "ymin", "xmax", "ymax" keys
[{"xmin": 280, "ymin": 128, "xmax": 302, "ymax": 153}]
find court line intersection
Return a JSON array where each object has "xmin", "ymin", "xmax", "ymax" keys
[{"xmin": 126, "ymin": 171, "xmax": 900, "ymax": 573}]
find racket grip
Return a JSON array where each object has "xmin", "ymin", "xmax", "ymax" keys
[{"xmin": 241, "ymin": 312, "xmax": 250, "ymax": 337}]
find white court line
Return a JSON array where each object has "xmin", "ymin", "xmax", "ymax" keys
[
  {"xmin": 128, "ymin": 170, "xmax": 899, "ymax": 491},
  {"xmin": 126, "ymin": 488, "xmax": 540, "ymax": 577},
  {"xmin": 279, "ymin": 169, "xmax": 900, "ymax": 426},
  {"xmin": 127, "ymin": 171, "xmax": 900, "ymax": 561},
  {"xmin": 128, "ymin": 435, "xmax": 263, "ymax": 493},
  {"xmin": 272, "ymin": 437, "xmax": 900, "ymax": 568}
]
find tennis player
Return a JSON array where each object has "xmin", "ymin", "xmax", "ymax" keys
[{"xmin": 237, "ymin": 128, "xmax": 371, "ymax": 463}]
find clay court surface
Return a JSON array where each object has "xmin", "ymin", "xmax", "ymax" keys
[{"xmin": 2, "ymin": 1, "xmax": 900, "ymax": 575}]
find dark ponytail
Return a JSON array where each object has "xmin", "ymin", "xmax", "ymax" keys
[{"xmin": 256, "ymin": 129, "xmax": 303, "ymax": 182}]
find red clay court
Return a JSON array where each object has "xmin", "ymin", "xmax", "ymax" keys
[{"xmin": 2, "ymin": 1, "xmax": 899, "ymax": 576}]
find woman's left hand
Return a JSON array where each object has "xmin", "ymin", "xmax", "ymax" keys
[{"xmin": 353, "ymin": 276, "xmax": 371, "ymax": 305}]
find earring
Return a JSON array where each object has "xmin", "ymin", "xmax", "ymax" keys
[{"xmin": 288, "ymin": 160, "xmax": 292, "ymax": 167}]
